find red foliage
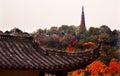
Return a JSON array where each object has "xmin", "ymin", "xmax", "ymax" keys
[
  {"xmin": 109, "ymin": 59, "xmax": 120, "ymax": 75},
  {"xmin": 70, "ymin": 59, "xmax": 120, "ymax": 76},
  {"xmin": 66, "ymin": 44, "xmax": 73, "ymax": 52},
  {"xmin": 85, "ymin": 60, "xmax": 107, "ymax": 76}
]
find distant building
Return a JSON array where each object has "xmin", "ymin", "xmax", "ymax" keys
[{"xmin": 80, "ymin": 6, "xmax": 86, "ymax": 32}]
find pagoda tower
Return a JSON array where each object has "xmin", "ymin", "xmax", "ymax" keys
[{"xmin": 80, "ymin": 6, "xmax": 86, "ymax": 31}]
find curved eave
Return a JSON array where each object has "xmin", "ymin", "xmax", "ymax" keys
[
  {"xmin": 0, "ymin": 53, "xmax": 100, "ymax": 72},
  {"xmin": 0, "ymin": 35, "xmax": 101, "ymax": 72}
]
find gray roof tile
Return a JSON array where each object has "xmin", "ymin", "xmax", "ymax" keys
[{"xmin": 0, "ymin": 35, "xmax": 101, "ymax": 71}]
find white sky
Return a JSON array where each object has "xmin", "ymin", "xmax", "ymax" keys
[{"xmin": 0, "ymin": 0, "xmax": 120, "ymax": 33}]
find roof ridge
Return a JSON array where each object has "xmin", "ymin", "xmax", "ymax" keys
[
  {"xmin": 40, "ymin": 47, "xmax": 94, "ymax": 57},
  {"xmin": 0, "ymin": 35, "xmax": 33, "ymax": 40},
  {"xmin": 40, "ymin": 40, "xmax": 102, "ymax": 57}
]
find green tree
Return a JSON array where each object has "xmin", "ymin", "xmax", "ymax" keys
[
  {"xmin": 88, "ymin": 27, "xmax": 100, "ymax": 35},
  {"xmin": 49, "ymin": 26, "xmax": 58, "ymax": 34},
  {"xmin": 100, "ymin": 25, "xmax": 112, "ymax": 34},
  {"xmin": 58, "ymin": 25, "xmax": 76, "ymax": 36},
  {"xmin": 86, "ymin": 35, "xmax": 98, "ymax": 42}
]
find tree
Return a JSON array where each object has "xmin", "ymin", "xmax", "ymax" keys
[
  {"xmin": 49, "ymin": 26, "xmax": 58, "ymax": 34},
  {"xmin": 36, "ymin": 29, "xmax": 44, "ymax": 34},
  {"xmin": 86, "ymin": 35, "xmax": 98, "ymax": 42},
  {"xmin": 58, "ymin": 25, "xmax": 76, "ymax": 36},
  {"xmin": 75, "ymin": 39, "xmax": 86, "ymax": 50},
  {"xmin": 109, "ymin": 58, "xmax": 120, "ymax": 75},
  {"xmin": 88, "ymin": 27, "xmax": 100, "ymax": 35},
  {"xmin": 50, "ymin": 34, "xmax": 60, "ymax": 48},
  {"xmin": 10, "ymin": 28, "xmax": 23, "ymax": 33},
  {"xmin": 83, "ymin": 42, "xmax": 96, "ymax": 52},
  {"xmin": 9, "ymin": 28, "xmax": 24, "ymax": 36},
  {"xmin": 100, "ymin": 25, "xmax": 112, "ymax": 35},
  {"xmin": 66, "ymin": 44, "xmax": 74, "ymax": 52},
  {"xmin": 99, "ymin": 33, "xmax": 110, "ymax": 44},
  {"xmin": 85, "ymin": 60, "xmax": 108, "ymax": 76}
]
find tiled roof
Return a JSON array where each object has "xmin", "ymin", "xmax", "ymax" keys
[{"xmin": 0, "ymin": 35, "xmax": 101, "ymax": 71}]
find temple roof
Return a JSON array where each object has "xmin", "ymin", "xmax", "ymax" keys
[{"xmin": 0, "ymin": 35, "xmax": 101, "ymax": 71}]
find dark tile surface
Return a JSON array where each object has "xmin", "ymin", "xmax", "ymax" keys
[{"xmin": 0, "ymin": 35, "xmax": 100, "ymax": 71}]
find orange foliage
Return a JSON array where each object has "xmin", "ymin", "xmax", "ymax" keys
[
  {"xmin": 71, "ymin": 70, "xmax": 79, "ymax": 76},
  {"xmin": 109, "ymin": 58, "xmax": 120, "ymax": 75},
  {"xmin": 70, "ymin": 59, "xmax": 120, "ymax": 76},
  {"xmin": 52, "ymin": 34, "xmax": 59, "ymax": 39},
  {"xmin": 66, "ymin": 44, "xmax": 73, "ymax": 52},
  {"xmin": 83, "ymin": 42, "xmax": 96, "ymax": 52},
  {"xmin": 83, "ymin": 42, "xmax": 96, "ymax": 48},
  {"xmin": 71, "ymin": 69, "xmax": 85, "ymax": 76},
  {"xmin": 85, "ymin": 60, "xmax": 108, "ymax": 76}
]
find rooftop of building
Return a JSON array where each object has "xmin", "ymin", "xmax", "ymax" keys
[{"xmin": 0, "ymin": 35, "xmax": 101, "ymax": 72}]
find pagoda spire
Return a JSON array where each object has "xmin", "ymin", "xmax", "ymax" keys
[{"xmin": 80, "ymin": 6, "xmax": 86, "ymax": 31}]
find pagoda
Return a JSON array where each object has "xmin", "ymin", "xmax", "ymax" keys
[
  {"xmin": 80, "ymin": 6, "xmax": 87, "ymax": 32},
  {"xmin": 0, "ymin": 5, "xmax": 102, "ymax": 76}
]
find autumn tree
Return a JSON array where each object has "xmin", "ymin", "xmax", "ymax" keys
[
  {"xmin": 66, "ymin": 44, "xmax": 73, "ymax": 52},
  {"xmin": 85, "ymin": 60, "xmax": 108, "ymax": 76},
  {"xmin": 109, "ymin": 58, "xmax": 120, "ymax": 75},
  {"xmin": 60, "ymin": 35, "xmax": 78, "ymax": 50},
  {"xmin": 83, "ymin": 42, "xmax": 96, "ymax": 52}
]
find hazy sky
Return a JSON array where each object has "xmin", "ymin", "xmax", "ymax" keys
[{"xmin": 0, "ymin": 0, "xmax": 120, "ymax": 33}]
